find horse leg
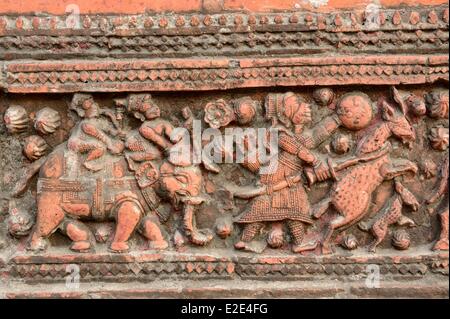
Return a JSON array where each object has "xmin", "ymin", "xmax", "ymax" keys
[
  {"xmin": 368, "ymin": 221, "xmax": 387, "ymax": 253},
  {"xmin": 321, "ymin": 215, "xmax": 347, "ymax": 255},
  {"xmin": 60, "ymin": 220, "xmax": 92, "ymax": 252},
  {"xmin": 28, "ymin": 193, "xmax": 65, "ymax": 252},
  {"xmin": 110, "ymin": 201, "xmax": 142, "ymax": 252},
  {"xmin": 139, "ymin": 214, "xmax": 168, "ymax": 250},
  {"xmin": 311, "ymin": 197, "xmax": 332, "ymax": 219}
]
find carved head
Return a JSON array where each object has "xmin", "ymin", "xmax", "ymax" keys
[
  {"xmin": 313, "ymin": 88, "xmax": 334, "ymax": 107},
  {"xmin": 34, "ymin": 107, "xmax": 61, "ymax": 135},
  {"xmin": 7, "ymin": 201, "xmax": 34, "ymax": 238},
  {"xmin": 159, "ymin": 162, "xmax": 203, "ymax": 205},
  {"xmin": 23, "ymin": 135, "xmax": 48, "ymax": 161},
  {"xmin": 429, "ymin": 126, "xmax": 449, "ymax": 151},
  {"xmin": 381, "ymin": 101, "xmax": 416, "ymax": 146},
  {"xmin": 3, "ymin": 105, "xmax": 29, "ymax": 134},
  {"xmin": 119, "ymin": 94, "xmax": 160, "ymax": 122},
  {"xmin": 426, "ymin": 89, "xmax": 449, "ymax": 119},
  {"xmin": 70, "ymin": 94, "xmax": 99, "ymax": 118},
  {"xmin": 265, "ymin": 92, "xmax": 311, "ymax": 129},
  {"xmin": 405, "ymin": 94, "xmax": 426, "ymax": 117},
  {"xmin": 233, "ymin": 97, "xmax": 258, "ymax": 125}
]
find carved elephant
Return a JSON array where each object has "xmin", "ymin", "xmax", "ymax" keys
[{"xmin": 11, "ymin": 139, "xmax": 213, "ymax": 253}]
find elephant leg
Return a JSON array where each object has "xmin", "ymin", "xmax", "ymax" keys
[
  {"xmin": 110, "ymin": 201, "xmax": 142, "ymax": 253},
  {"xmin": 139, "ymin": 215, "xmax": 168, "ymax": 250},
  {"xmin": 28, "ymin": 193, "xmax": 65, "ymax": 252},
  {"xmin": 183, "ymin": 203, "xmax": 213, "ymax": 246},
  {"xmin": 61, "ymin": 220, "xmax": 92, "ymax": 252}
]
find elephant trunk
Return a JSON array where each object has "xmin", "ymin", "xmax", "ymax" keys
[
  {"xmin": 182, "ymin": 200, "xmax": 213, "ymax": 246},
  {"xmin": 11, "ymin": 155, "xmax": 47, "ymax": 198}
]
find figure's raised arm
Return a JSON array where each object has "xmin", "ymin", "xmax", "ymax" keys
[{"xmin": 139, "ymin": 122, "xmax": 174, "ymax": 151}]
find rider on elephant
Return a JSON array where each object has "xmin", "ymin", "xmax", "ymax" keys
[
  {"xmin": 118, "ymin": 94, "xmax": 213, "ymax": 246},
  {"xmin": 68, "ymin": 94, "xmax": 125, "ymax": 172}
]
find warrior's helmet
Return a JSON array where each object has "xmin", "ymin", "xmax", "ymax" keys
[
  {"xmin": 264, "ymin": 92, "xmax": 311, "ymax": 128},
  {"xmin": 114, "ymin": 94, "xmax": 160, "ymax": 121}
]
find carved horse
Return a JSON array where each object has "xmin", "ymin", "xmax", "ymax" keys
[{"xmin": 300, "ymin": 100, "xmax": 418, "ymax": 254}]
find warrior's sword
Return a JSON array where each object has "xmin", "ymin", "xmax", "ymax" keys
[{"xmin": 233, "ymin": 143, "xmax": 391, "ymax": 199}]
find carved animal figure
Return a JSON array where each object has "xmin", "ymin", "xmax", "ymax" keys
[
  {"xmin": 10, "ymin": 95, "xmax": 213, "ymax": 253},
  {"xmin": 11, "ymin": 144, "xmax": 169, "ymax": 253},
  {"xmin": 119, "ymin": 93, "xmax": 214, "ymax": 246},
  {"xmin": 299, "ymin": 100, "xmax": 418, "ymax": 254},
  {"xmin": 359, "ymin": 180, "xmax": 418, "ymax": 252}
]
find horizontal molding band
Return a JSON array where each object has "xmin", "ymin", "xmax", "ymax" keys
[
  {"xmin": 1, "ymin": 55, "xmax": 448, "ymax": 93},
  {"xmin": 0, "ymin": 6, "xmax": 448, "ymax": 35},
  {"xmin": 0, "ymin": 6, "xmax": 448, "ymax": 60},
  {"xmin": 2, "ymin": 249, "xmax": 448, "ymax": 280}
]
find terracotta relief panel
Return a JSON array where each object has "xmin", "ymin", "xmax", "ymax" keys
[{"xmin": 0, "ymin": 0, "xmax": 448, "ymax": 298}]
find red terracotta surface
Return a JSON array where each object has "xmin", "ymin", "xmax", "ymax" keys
[
  {"xmin": 0, "ymin": 0, "xmax": 447, "ymax": 14},
  {"xmin": 0, "ymin": 0, "xmax": 448, "ymax": 299}
]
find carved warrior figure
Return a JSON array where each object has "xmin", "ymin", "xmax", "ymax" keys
[
  {"xmin": 426, "ymin": 156, "xmax": 449, "ymax": 251},
  {"xmin": 233, "ymin": 92, "xmax": 340, "ymax": 253},
  {"xmin": 118, "ymin": 94, "xmax": 213, "ymax": 246},
  {"xmin": 299, "ymin": 91, "xmax": 418, "ymax": 254}
]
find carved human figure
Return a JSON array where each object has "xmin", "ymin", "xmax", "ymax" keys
[
  {"xmin": 68, "ymin": 94, "xmax": 125, "ymax": 171},
  {"xmin": 233, "ymin": 92, "xmax": 330, "ymax": 253},
  {"xmin": 120, "ymin": 94, "xmax": 213, "ymax": 246},
  {"xmin": 426, "ymin": 156, "xmax": 449, "ymax": 251}
]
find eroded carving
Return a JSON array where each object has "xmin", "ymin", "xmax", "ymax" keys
[{"xmin": 1, "ymin": 85, "xmax": 447, "ymax": 259}]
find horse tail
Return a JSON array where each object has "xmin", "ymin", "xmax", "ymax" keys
[{"xmin": 10, "ymin": 155, "xmax": 47, "ymax": 198}]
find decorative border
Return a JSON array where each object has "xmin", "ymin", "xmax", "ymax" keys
[
  {"xmin": 0, "ymin": 6, "xmax": 448, "ymax": 59},
  {"xmin": 2, "ymin": 250, "xmax": 448, "ymax": 281},
  {"xmin": 0, "ymin": 5, "xmax": 448, "ymax": 92},
  {"xmin": 2, "ymin": 55, "xmax": 448, "ymax": 93},
  {"xmin": 0, "ymin": 7, "xmax": 448, "ymax": 33},
  {"xmin": 0, "ymin": 29, "xmax": 447, "ymax": 60}
]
